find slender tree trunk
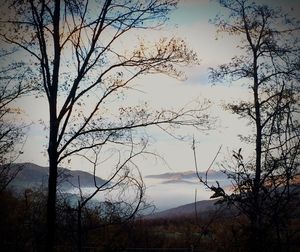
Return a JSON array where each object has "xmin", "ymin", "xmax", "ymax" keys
[
  {"xmin": 252, "ymin": 51, "xmax": 263, "ymax": 250},
  {"xmin": 46, "ymin": 1, "xmax": 61, "ymax": 251},
  {"xmin": 77, "ymin": 202, "xmax": 82, "ymax": 252},
  {"xmin": 46, "ymin": 106, "xmax": 59, "ymax": 252},
  {"xmin": 46, "ymin": 155, "xmax": 58, "ymax": 251}
]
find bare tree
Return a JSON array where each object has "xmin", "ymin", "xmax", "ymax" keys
[
  {"xmin": 0, "ymin": 49, "xmax": 30, "ymax": 192},
  {"xmin": 0, "ymin": 1, "xmax": 209, "ymax": 250},
  {"xmin": 72, "ymin": 141, "xmax": 150, "ymax": 252},
  {"xmin": 196, "ymin": 0, "xmax": 300, "ymax": 250}
]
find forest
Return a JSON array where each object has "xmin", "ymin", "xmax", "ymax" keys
[{"xmin": 0, "ymin": 0, "xmax": 299, "ymax": 251}]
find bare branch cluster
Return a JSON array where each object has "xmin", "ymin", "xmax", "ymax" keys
[{"xmin": 0, "ymin": 50, "xmax": 32, "ymax": 192}]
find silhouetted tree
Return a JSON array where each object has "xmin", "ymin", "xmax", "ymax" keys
[
  {"xmin": 196, "ymin": 0, "xmax": 300, "ymax": 250},
  {"xmin": 72, "ymin": 144, "xmax": 150, "ymax": 252},
  {"xmin": 0, "ymin": 0, "xmax": 209, "ymax": 250},
  {"xmin": 0, "ymin": 50, "xmax": 30, "ymax": 192}
]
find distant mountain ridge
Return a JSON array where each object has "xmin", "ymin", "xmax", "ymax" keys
[
  {"xmin": 8, "ymin": 162, "xmax": 107, "ymax": 191},
  {"xmin": 161, "ymin": 179, "xmax": 196, "ymax": 185},
  {"xmin": 145, "ymin": 170, "xmax": 227, "ymax": 181}
]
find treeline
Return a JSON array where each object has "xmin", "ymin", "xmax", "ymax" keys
[
  {"xmin": 0, "ymin": 187, "xmax": 138, "ymax": 251},
  {"xmin": 1, "ymin": 187, "xmax": 300, "ymax": 252}
]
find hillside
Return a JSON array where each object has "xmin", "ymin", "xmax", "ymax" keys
[
  {"xmin": 7, "ymin": 162, "xmax": 107, "ymax": 191},
  {"xmin": 145, "ymin": 199, "xmax": 226, "ymax": 219},
  {"xmin": 145, "ymin": 176, "xmax": 300, "ymax": 220}
]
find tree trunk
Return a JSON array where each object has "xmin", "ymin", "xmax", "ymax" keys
[
  {"xmin": 46, "ymin": 123, "xmax": 58, "ymax": 252},
  {"xmin": 46, "ymin": 1, "xmax": 61, "ymax": 251},
  {"xmin": 46, "ymin": 161, "xmax": 58, "ymax": 252},
  {"xmin": 252, "ymin": 50, "xmax": 263, "ymax": 251},
  {"xmin": 77, "ymin": 201, "xmax": 82, "ymax": 252}
]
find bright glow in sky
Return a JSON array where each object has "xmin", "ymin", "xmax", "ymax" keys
[{"xmin": 13, "ymin": 0, "xmax": 300, "ymax": 209}]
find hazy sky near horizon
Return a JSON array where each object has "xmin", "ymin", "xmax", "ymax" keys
[{"xmin": 14, "ymin": 0, "xmax": 300, "ymax": 180}]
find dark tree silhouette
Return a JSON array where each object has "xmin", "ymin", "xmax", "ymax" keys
[
  {"xmin": 73, "ymin": 144, "xmax": 150, "ymax": 252},
  {"xmin": 195, "ymin": 0, "xmax": 300, "ymax": 250},
  {"xmin": 0, "ymin": 50, "xmax": 30, "ymax": 192},
  {"xmin": 0, "ymin": 1, "xmax": 209, "ymax": 250}
]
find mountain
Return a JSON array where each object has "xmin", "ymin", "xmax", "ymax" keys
[
  {"xmin": 146, "ymin": 170, "xmax": 196, "ymax": 180},
  {"xmin": 161, "ymin": 179, "xmax": 197, "ymax": 185},
  {"xmin": 146, "ymin": 177, "xmax": 300, "ymax": 220},
  {"xmin": 7, "ymin": 162, "xmax": 107, "ymax": 191},
  {"xmin": 145, "ymin": 170, "xmax": 227, "ymax": 182},
  {"xmin": 145, "ymin": 199, "xmax": 227, "ymax": 219}
]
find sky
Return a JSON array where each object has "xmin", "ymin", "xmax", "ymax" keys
[
  {"xmin": 11, "ymin": 0, "xmax": 300, "ymax": 209},
  {"xmin": 15, "ymin": 0, "xmax": 249, "ymax": 171}
]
